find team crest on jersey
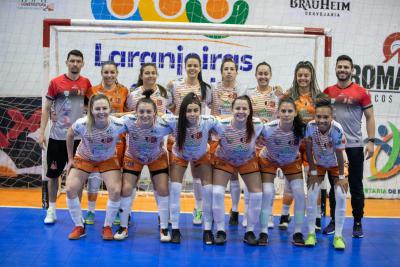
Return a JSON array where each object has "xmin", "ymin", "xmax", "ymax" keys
[
  {"xmin": 145, "ymin": 136, "xmax": 158, "ymax": 143},
  {"xmin": 191, "ymin": 132, "xmax": 203, "ymax": 139},
  {"xmin": 101, "ymin": 137, "xmax": 113, "ymax": 144}
]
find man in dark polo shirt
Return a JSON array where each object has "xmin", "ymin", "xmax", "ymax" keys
[{"xmin": 323, "ymin": 55, "xmax": 375, "ymax": 238}]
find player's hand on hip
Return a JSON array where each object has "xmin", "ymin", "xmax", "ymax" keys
[{"xmin": 38, "ymin": 132, "xmax": 47, "ymax": 150}]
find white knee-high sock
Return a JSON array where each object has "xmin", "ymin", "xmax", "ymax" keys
[
  {"xmin": 243, "ymin": 184, "xmax": 249, "ymax": 221},
  {"xmin": 88, "ymin": 172, "xmax": 102, "ymax": 194},
  {"xmin": 119, "ymin": 196, "xmax": 133, "ymax": 228},
  {"xmin": 67, "ymin": 196, "xmax": 83, "ymax": 227},
  {"xmin": 169, "ymin": 182, "xmax": 182, "ymax": 229},
  {"xmin": 307, "ymin": 183, "xmax": 321, "ymax": 234},
  {"xmin": 247, "ymin": 192, "xmax": 263, "ymax": 232},
  {"xmin": 158, "ymin": 195, "xmax": 170, "ymax": 229},
  {"xmin": 104, "ymin": 200, "xmax": 121, "ymax": 227},
  {"xmin": 290, "ymin": 179, "xmax": 305, "ymax": 234},
  {"xmin": 202, "ymin": 184, "xmax": 213, "ymax": 231},
  {"xmin": 212, "ymin": 185, "xmax": 226, "ymax": 232},
  {"xmin": 230, "ymin": 180, "xmax": 240, "ymax": 212},
  {"xmin": 317, "ymin": 205, "xmax": 322, "ymax": 219},
  {"xmin": 154, "ymin": 190, "xmax": 160, "ymax": 206},
  {"xmin": 88, "ymin": 201, "xmax": 96, "ymax": 213},
  {"xmin": 193, "ymin": 178, "xmax": 203, "ymax": 210},
  {"xmin": 260, "ymin": 183, "xmax": 274, "ymax": 234},
  {"xmin": 334, "ymin": 186, "xmax": 347, "ymax": 237}
]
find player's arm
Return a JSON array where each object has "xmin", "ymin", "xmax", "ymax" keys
[
  {"xmin": 363, "ymin": 107, "xmax": 375, "ymax": 160},
  {"xmin": 39, "ymin": 98, "xmax": 53, "ymax": 149},
  {"xmin": 305, "ymin": 137, "xmax": 318, "ymax": 190}
]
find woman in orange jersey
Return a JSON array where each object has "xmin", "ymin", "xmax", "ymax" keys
[
  {"xmin": 279, "ymin": 61, "xmax": 322, "ymax": 231},
  {"xmin": 84, "ymin": 61, "xmax": 129, "ymax": 225},
  {"xmin": 167, "ymin": 53, "xmax": 212, "ymax": 225}
]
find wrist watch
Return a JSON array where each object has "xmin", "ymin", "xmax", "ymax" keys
[
  {"xmin": 338, "ymin": 175, "xmax": 345, "ymax": 180},
  {"xmin": 368, "ymin": 138, "xmax": 375, "ymax": 143}
]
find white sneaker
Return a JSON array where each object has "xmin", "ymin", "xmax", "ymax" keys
[
  {"xmin": 114, "ymin": 227, "xmax": 128, "ymax": 240},
  {"xmin": 160, "ymin": 228, "xmax": 171, "ymax": 242},
  {"xmin": 44, "ymin": 208, "xmax": 57, "ymax": 224},
  {"xmin": 268, "ymin": 215, "xmax": 274, "ymax": 229},
  {"xmin": 242, "ymin": 213, "xmax": 248, "ymax": 227}
]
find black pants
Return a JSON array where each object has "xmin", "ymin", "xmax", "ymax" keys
[{"xmin": 328, "ymin": 147, "xmax": 364, "ymax": 222}]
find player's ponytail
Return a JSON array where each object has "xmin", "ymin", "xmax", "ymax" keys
[{"xmin": 136, "ymin": 89, "xmax": 157, "ymax": 114}]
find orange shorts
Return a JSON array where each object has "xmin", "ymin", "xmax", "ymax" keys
[
  {"xmin": 311, "ymin": 163, "xmax": 349, "ymax": 177},
  {"xmin": 73, "ymin": 155, "xmax": 120, "ymax": 173},
  {"xmin": 123, "ymin": 153, "xmax": 169, "ymax": 175},
  {"xmin": 171, "ymin": 153, "xmax": 211, "ymax": 168},
  {"xmin": 214, "ymin": 156, "xmax": 259, "ymax": 175},
  {"xmin": 259, "ymin": 156, "xmax": 303, "ymax": 176},
  {"xmin": 209, "ymin": 140, "xmax": 219, "ymax": 164},
  {"xmin": 299, "ymin": 141, "xmax": 309, "ymax": 167},
  {"xmin": 116, "ymin": 138, "xmax": 126, "ymax": 165}
]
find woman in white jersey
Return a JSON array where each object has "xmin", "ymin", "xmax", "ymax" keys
[
  {"xmin": 65, "ymin": 94, "xmax": 127, "ymax": 240},
  {"xmin": 114, "ymin": 90, "xmax": 173, "ymax": 242},
  {"xmin": 167, "ymin": 53, "xmax": 212, "ymax": 225},
  {"xmin": 304, "ymin": 94, "xmax": 348, "ymax": 250},
  {"xmin": 212, "ymin": 95, "xmax": 264, "ymax": 246},
  {"xmin": 258, "ymin": 95, "xmax": 306, "ymax": 246},
  {"xmin": 168, "ymin": 93, "xmax": 219, "ymax": 244},
  {"xmin": 210, "ymin": 57, "xmax": 244, "ymax": 226}
]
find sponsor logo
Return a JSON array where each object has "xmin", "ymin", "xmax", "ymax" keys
[
  {"xmin": 289, "ymin": 0, "xmax": 350, "ymax": 17},
  {"xmin": 17, "ymin": 0, "xmax": 54, "ymax": 11},
  {"xmin": 383, "ymin": 32, "xmax": 400, "ymax": 64}
]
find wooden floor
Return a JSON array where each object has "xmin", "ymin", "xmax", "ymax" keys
[{"xmin": 1, "ymin": 188, "xmax": 399, "ymax": 217}]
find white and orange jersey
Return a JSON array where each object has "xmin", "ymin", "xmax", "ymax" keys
[
  {"xmin": 164, "ymin": 115, "xmax": 219, "ymax": 161},
  {"xmin": 168, "ymin": 78, "xmax": 211, "ymax": 115},
  {"xmin": 120, "ymin": 114, "xmax": 173, "ymax": 164},
  {"xmin": 260, "ymin": 119, "xmax": 302, "ymax": 166},
  {"xmin": 213, "ymin": 117, "xmax": 264, "ymax": 166},
  {"xmin": 305, "ymin": 120, "xmax": 347, "ymax": 168},
  {"xmin": 126, "ymin": 85, "xmax": 172, "ymax": 114},
  {"xmin": 210, "ymin": 82, "xmax": 244, "ymax": 117},
  {"xmin": 243, "ymin": 86, "xmax": 282, "ymax": 121},
  {"xmin": 72, "ymin": 117, "xmax": 127, "ymax": 162}
]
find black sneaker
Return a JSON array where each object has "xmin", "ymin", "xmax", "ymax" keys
[
  {"xmin": 215, "ymin": 231, "xmax": 227, "ymax": 245},
  {"xmin": 229, "ymin": 209, "xmax": 239, "ymax": 226},
  {"xmin": 352, "ymin": 222, "xmax": 364, "ymax": 238},
  {"xmin": 243, "ymin": 231, "xmax": 258, "ymax": 246},
  {"xmin": 171, "ymin": 229, "xmax": 181, "ymax": 243},
  {"xmin": 258, "ymin": 232, "xmax": 269, "ymax": 246},
  {"xmin": 279, "ymin": 215, "xmax": 291, "ymax": 230},
  {"xmin": 292, "ymin": 232, "xmax": 305, "ymax": 246},
  {"xmin": 315, "ymin": 218, "xmax": 321, "ymax": 232},
  {"xmin": 203, "ymin": 230, "xmax": 214, "ymax": 245},
  {"xmin": 322, "ymin": 220, "xmax": 335, "ymax": 235}
]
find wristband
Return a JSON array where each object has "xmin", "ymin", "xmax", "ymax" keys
[
  {"xmin": 338, "ymin": 175, "xmax": 345, "ymax": 180},
  {"xmin": 310, "ymin": 170, "xmax": 317, "ymax": 176},
  {"xmin": 368, "ymin": 138, "xmax": 375, "ymax": 143}
]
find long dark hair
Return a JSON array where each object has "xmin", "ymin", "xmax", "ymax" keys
[
  {"xmin": 136, "ymin": 63, "xmax": 168, "ymax": 98},
  {"xmin": 278, "ymin": 95, "xmax": 305, "ymax": 138},
  {"xmin": 136, "ymin": 89, "xmax": 157, "ymax": 115},
  {"xmin": 288, "ymin": 61, "xmax": 320, "ymax": 100},
  {"xmin": 176, "ymin": 92, "xmax": 202, "ymax": 150},
  {"xmin": 185, "ymin": 54, "xmax": 210, "ymax": 101},
  {"xmin": 231, "ymin": 95, "xmax": 254, "ymax": 143}
]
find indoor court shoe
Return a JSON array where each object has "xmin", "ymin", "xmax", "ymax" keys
[
  {"xmin": 278, "ymin": 215, "xmax": 290, "ymax": 230},
  {"xmin": 243, "ymin": 231, "xmax": 258, "ymax": 246},
  {"xmin": 215, "ymin": 231, "xmax": 227, "ymax": 245},
  {"xmin": 203, "ymin": 230, "xmax": 214, "ymax": 245},
  {"xmin": 315, "ymin": 218, "xmax": 321, "ymax": 232},
  {"xmin": 113, "ymin": 212, "xmax": 121, "ymax": 225},
  {"xmin": 102, "ymin": 226, "xmax": 114, "ymax": 240},
  {"xmin": 333, "ymin": 236, "xmax": 346, "ymax": 250},
  {"xmin": 44, "ymin": 208, "xmax": 57, "ymax": 224},
  {"xmin": 352, "ymin": 222, "xmax": 364, "ymax": 238},
  {"xmin": 68, "ymin": 226, "xmax": 86, "ymax": 240},
  {"xmin": 84, "ymin": 211, "xmax": 95, "ymax": 225},
  {"xmin": 160, "ymin": 228, "xmax": 171, "ymax": 242},
  {"xmin": 114, "ymin": 227, "xmax": 128, "ymax": 241},
  {"xmin": 292, "ymin": 232, "xmax": 305, "ymax": 246},
  {"xmin": 171, "ymin": 229, "xmax": 181, "ymax": 243},
  {"xmin": 192, "ymin": 209, "xmax": 203, "ymax": 225},
  {"xmin": 268, "ymin": 215, "xmax": 275, "ymax": 229},
  {"xmin": 305, "ymin": 233, "xmax": 317, "ymax": 247},
  {"xmin": 229, "ymin": 209, "xmax": 239, "ymax": 226},
  {"xmin": 322, "ymin": 220, "xmax": 335, "ymax": 235},
  {"xmin": 258, "ymin": 233, "xmax": 269, "ymax": 246}
]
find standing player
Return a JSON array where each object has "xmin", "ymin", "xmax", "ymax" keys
[
  {"xmin": 304, "ymin": 94, "xmax": 349, "ymax": 249},
  {"xmin": 212, "ymin": 95, "xmax": 264, "ymax": 246},
  {"xmin": 167, "ymin": 54, "xmax": 212, "ymax": 225},
  {"xmin": 84, "ymin": 61, "xmax": 129, "ymax": 225},
  {"xmin": 243, "ymin": 61, "xmax": 283, "ymax": 229},
  {"xmin": 279, "ymin": 61, "xmax": 322, "ymax": 231},
  {"xmin": 210, "ymin": 57, "xmax": 244, "ymax": 226},
  {"xmin": 39, "ymin": 50, "xmax": 91, "ymax": 224},
  {"xmin": 258, "ymin": 96, "xmax": 306, "ymax": 246},
  {"xmin": 65, "ymin": 94, "xmax": 126, "ymax": 240},
  {"xmin": 323, "ymin": 55, "xmax": 375, "ymax": 238}
]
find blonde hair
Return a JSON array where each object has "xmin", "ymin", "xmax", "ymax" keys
[{"xmin": 86, "ymin": 94, "xmax": 111, "ymax": 134}]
